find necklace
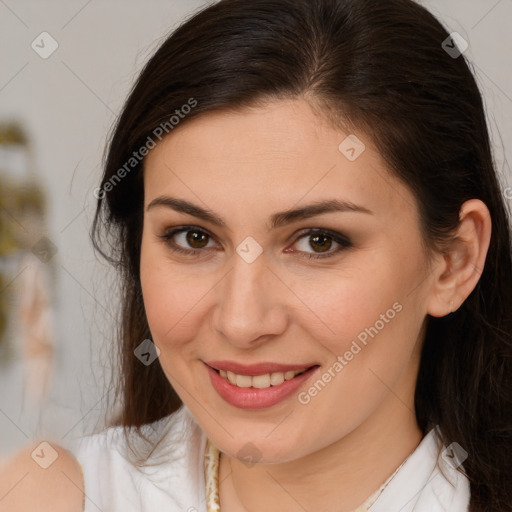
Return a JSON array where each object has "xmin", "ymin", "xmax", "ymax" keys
[
  {"xmin": 204, "ymin": 438, "xmax": 221, "ymax": 511},
  {"xmin": 204, "ymin": 439, "xmax": 407, "ymax": 512}
]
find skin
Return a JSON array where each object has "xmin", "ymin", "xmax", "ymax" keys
[
  {"xmin": 140, "ymin": 97, "xmax": 491, "ymax": 512},
  {"xmin": 0, "ymin": 443, "xmax": 84, "ymax": 511}
]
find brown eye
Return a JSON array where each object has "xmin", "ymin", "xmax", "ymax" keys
[
  {"xmin": 308, "ymin": 234, "xmax": 333, "ymax": 253},
  {"xmin": 159, "ymin": 226, "xmax": 217, "ymax": 256},
  {"xmin": 290, "ymin": 229, "xmax": 352, "ymax": 260},
  {"xmin": 185, "ymin": 230, "xmax": 209, "ymax": 249},
  {"xmin": 160, "ymin": 226, "xmax": 351, "ymax": 260}
]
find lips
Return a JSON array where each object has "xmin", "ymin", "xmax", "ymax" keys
[
  {"xmin": 204, "ymin": 360, "xmax": 319, "ymax": 376},
  {"xmin": 205, "ymin": 362, "xmax": 320, "ymax": 409}
]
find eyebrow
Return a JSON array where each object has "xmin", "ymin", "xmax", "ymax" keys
[{"xmin": 146, "ymin": 196, "xmax": 373, "ymax": 230}]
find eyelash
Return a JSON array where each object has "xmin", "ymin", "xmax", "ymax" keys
[{"xmin": 158, "ymin": 225, "xmax": 352, "ymax": 260}]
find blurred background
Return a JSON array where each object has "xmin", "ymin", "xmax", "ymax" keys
[{"xmin": 0, "ymin": 0, "xmax": 511, "ymax": 459}]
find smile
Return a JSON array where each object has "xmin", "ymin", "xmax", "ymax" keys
[
  {"xmin": 218, "ymin": 368, "xmax": 308, "ymax": 389},
  {"xmin": 204, "ymin": 361, "xmax": 320, "ymax": 409}
]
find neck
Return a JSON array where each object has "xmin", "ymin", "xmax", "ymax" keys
[{"xmin": 218, "ymin": 395, "xmax": 423, "ymax": 512}]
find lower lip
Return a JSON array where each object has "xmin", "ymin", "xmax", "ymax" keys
[{"xmin": 205, "ymin": 364, "xmax": 319, "ymax": 409}]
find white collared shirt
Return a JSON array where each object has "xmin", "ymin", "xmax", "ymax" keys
[{"xmin": 71, "ymin": 405, "xmax": 470, "ymax": 512}]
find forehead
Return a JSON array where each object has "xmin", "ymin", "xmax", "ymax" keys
[{"xmin": 143, "ymin": 98, "xmax": 416, "ymax": 223}]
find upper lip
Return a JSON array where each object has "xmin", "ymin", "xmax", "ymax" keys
[{"xmin": 204, "ymin": 360, "xmax": 319, "ymax": 376}]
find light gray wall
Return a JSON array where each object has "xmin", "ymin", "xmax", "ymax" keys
[{"xmin": 0, "ymin": 0, "xmax": 511, "ymax": 456}]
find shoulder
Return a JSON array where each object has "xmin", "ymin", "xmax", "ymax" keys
[{"xmin": 0, "ymin": 442, "xmax": 84, "ymax": 512}]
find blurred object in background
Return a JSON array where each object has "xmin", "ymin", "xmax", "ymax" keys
[{"xmin": 0, "ymin": 121, "xmax": 56, "ymax": 414}]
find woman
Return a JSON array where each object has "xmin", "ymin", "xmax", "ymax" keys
[{"xmin": 2, "ymin": 0, "xmax": 511, "ymax": 510}]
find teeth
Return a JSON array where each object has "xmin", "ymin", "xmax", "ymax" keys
[
  {"xmin": 218, "ymin": 368, "xmax": 307, "ymax": 389},
  {"xmin": 236, "ymin": 374, "xmax": 252, "ymax": 388},
  {"xmin": 270, "ymin": 372, "xmax": 285, "ymax": 386}
]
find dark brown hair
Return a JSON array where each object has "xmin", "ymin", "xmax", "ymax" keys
[{"xmin": 91, "ymin": 0, "xmax": 512, "ymax": 509}]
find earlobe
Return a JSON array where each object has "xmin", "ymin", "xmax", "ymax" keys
[{"xmin": 426, "ymin": 199, "xmax": 492, "ymax": 318}]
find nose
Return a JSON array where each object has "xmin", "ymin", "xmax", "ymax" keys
[{"xmin": 211, "ymin": 249, "xmax": 289, "ymax": 349}]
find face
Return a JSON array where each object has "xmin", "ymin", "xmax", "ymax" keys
[{"xmin": 140, "ymin": 98, "xmax": 433, "ymax": 464}]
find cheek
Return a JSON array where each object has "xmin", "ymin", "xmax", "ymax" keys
[
  {"xmin": 297, "ymin": 247, "xmax": 424, "ymax": 388},
  {"xmin": 141, "ymin": 270, "xmax": 178, "ymax": 343},
  {"xmin": 291, "ymin": 270, "xmax": 422, "ymax": 433},
  {"xmin": 299, "ymin": 264, "xmax": 404, "ymax": 351},
  {"xmin": 140, "ymin": 241, "xmax": 196, "ymax": 354},
  {"xmin": 141, "ymin": 271, "xmax": 198, "ymax": 348}
]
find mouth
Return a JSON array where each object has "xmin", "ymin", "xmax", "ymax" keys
[
  {"xmin": 211, "ymin": 366, "xmax": 314, "ymax": 389},
  {"xmin": 204, "ymin": 361, "xmax": 320, "ymax": 409}
]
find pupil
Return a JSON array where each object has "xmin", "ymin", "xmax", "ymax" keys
[
  {"xmin": 187, "ymin": 231, "xmax": 208, "ymax": 248},
  {"xmin": 310, "ymin": 234, "xmax": 331, "ymax": 252}
]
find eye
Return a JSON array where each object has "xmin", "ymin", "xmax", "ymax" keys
[
  {"xmin": 159, "ymin": 226, "xmax": 352, "ymax": 260},
  {"xmin": 159, "ymin": 226, "xmax": 218, "ymax": 256},
  {"xmin": 287, "ymin": 228, "xmax": 352, "ymax": 260}
]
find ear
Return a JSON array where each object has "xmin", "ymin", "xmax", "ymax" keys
[{"xmin": 427, "ymin": 199, "xmax": 492, "ymax": 318}]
